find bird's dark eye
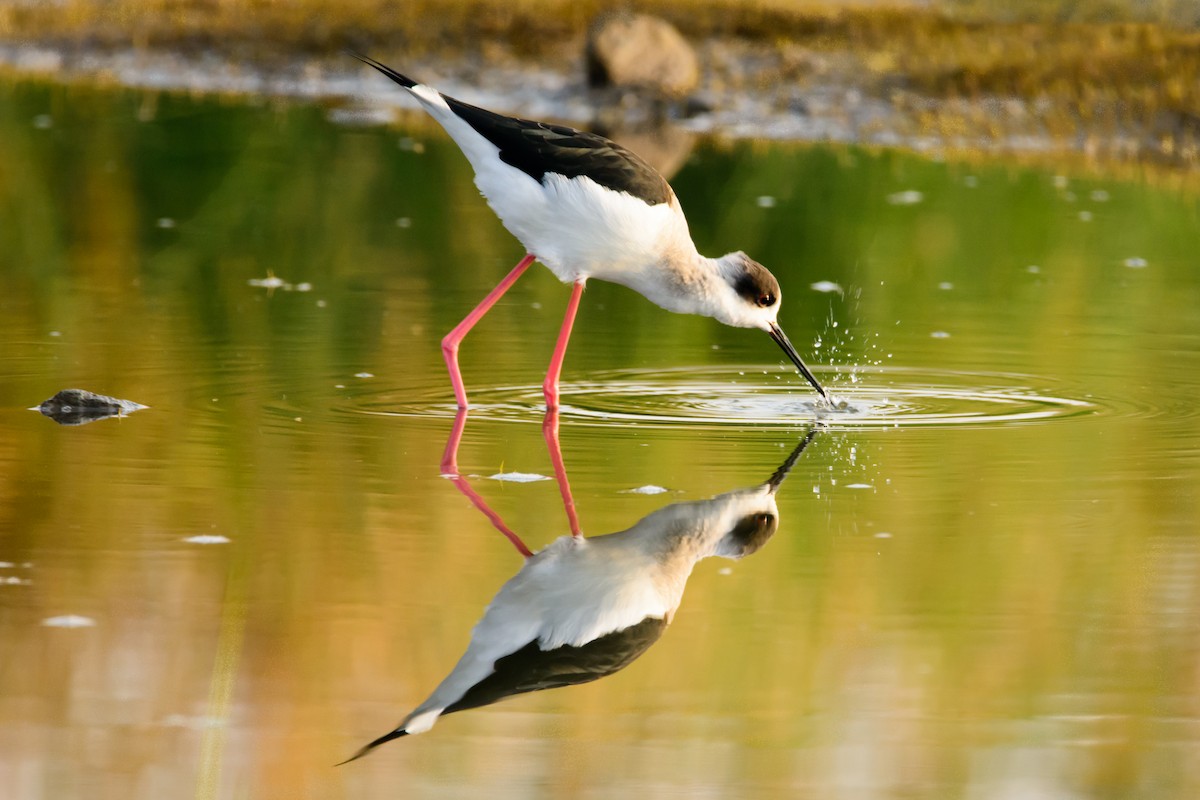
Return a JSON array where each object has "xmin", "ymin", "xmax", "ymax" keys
[{"xmin": 757, "ymin": 293, "xmax": 776, "ymax": 308}]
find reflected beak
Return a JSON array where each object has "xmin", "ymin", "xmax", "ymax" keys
[
  {"xmin": 765, "ymin": 427, "xmax": 820, "ymax": 493},
  {"xmin": 768, "ymin": 323, "xmax": 830, "ymax": 402}
]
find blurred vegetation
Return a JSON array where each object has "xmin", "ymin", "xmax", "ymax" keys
[
  {"xmin": 2, "ymin": 1, "xmax": 1199, "ymax": 168},
  {"xmin": 5, "ymin": 0, "xmax": 1200, "ymax": 53}
]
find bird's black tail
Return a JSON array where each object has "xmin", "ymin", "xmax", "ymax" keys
[
  {"xmin": 349, "ymin": 52, "xmax": 418, "ymax": 89},
  {"xmin": 335, "ymin": 727, "xmax": 410, "ymax": 766}
]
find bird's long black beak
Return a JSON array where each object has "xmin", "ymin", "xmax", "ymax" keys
[{"xmin": 768, "ymin": 323, "xmax": 830, "ymax": 402}]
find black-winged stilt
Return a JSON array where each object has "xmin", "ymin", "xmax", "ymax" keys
[
  {"xmin": 353, "ymin": 54, "xmax": 831, "ymax": 408},
  {"xmin": 338, "ymin": 427, "xmax": 818, "ymax": 763}
]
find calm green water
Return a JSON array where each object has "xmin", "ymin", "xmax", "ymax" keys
[{"xmin": 2, "ymin": 78, "xmax": 1200, "ymax": 799}]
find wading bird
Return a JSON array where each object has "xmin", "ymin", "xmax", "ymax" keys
[{"xmin": 353, "ymin": 54, "xmax": 830, "ymax": 408}]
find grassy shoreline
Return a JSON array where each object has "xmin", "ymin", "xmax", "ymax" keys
[{"xmin": 2, "ymin": 1, "xmax": 1198, "ymax": 172}]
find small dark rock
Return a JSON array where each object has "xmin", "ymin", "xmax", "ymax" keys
[
  {"xmin": 586, "ymin": 12, "xmax": 700, "ymax": 99},
  {"xmin": 33, "ymin": 389, "xmax": 148, "ymax": 426}
]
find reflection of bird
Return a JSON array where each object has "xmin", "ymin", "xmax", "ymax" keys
[
  {"xmin": 340, "ymin": 430, "xmax": 817, "ymax": 763},
  {"xmin": 353, "ymin": 54, "xmax": 830, "ymax": 409}
]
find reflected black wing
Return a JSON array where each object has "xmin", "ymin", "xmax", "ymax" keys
[
  {"xmin": 444, "ymin": 616, "xmax": 669, "ymax": 716},
  {"xmin": 337, "ymin": 617, "xmax": 667, "ymax": 765}
]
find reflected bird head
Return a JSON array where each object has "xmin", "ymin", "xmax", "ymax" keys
[
  {"xmin": 715, "ymin": 510, "xmax": 779, "ymax": 559},
  {"xmin": 713, "ymin": 428, "xmax": 818, "ymax": 559}
]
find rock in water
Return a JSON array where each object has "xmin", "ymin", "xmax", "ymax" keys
[
  {"xmin": 33, "ymin": 389, "xmax": 148, "ymax": 426},
  {"xmin": 586, "ymin": 12, "xmax": 700, "ymax": 98}
]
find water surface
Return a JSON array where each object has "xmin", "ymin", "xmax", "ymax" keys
[{"xmin": 2, "ymin": 79, "xmax": 1200, "ymax": 799}]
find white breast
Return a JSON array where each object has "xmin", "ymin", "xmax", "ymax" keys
[{"xmin": 477, "ymin": 171, "xmax": 694, "ymax": 285}]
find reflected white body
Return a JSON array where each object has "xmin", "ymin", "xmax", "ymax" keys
[{"xmin": 398, "ymin": 481, "xmax": 780, "ymax": 735}]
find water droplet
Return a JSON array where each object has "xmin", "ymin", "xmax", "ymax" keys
[
  {"xmin": 248, "ymin": 274, "xmax": 286, "ymax": 290},
  {"xmin": 42, "ymin": 615, "xmax": 95, "ymax": 628},
  {"xmin": 886, "ymin": 189, "xmax": 923, "ymax": 205},
  {"xmin": 488, "ymin": 472, "xmax": 551, "ymax": 483}
]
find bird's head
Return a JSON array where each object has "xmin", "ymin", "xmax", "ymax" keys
[
  {"xmin": 713, "ymin": 252, "xmax": 830, "ymax": 402},
  {"xmin": 712, "ymin": 251, "xmax": 783, "ymax": 330}
]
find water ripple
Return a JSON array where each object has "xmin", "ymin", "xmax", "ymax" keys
[{"xmin": 344, "ymin": 366, "xmax": 1099, "ymax": 430}]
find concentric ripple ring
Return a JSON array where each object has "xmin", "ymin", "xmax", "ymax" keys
[{"xmin": 346, "ymin": 366, "xmax": 1099, "ymax": 430}]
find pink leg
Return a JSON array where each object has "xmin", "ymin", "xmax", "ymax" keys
[
  {"xmin": 440, "ymin": 409, "xmax": 533, "ymax": 558},
  {"xmin": 543, "ymin": 280, "xmax": 586, "ymax": 409},
  {"xmin": 542, "ymin": 409, "xmax": 582, "ymax": 537},
  {"xmin": 443, "ymin": 253, "xmax": 537, "ymax": 409},
  {"xmin": 449, "ymin": 474, "xmax": 534, "ymax": 558},
  {"xmin": 440, "ymin": 407, "xmax": 470, "ymax": 477}
]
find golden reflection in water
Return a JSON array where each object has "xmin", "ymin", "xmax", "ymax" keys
[{"xmin": 1, "ymin": 78, "xmax": 1199, "ymax": 799}]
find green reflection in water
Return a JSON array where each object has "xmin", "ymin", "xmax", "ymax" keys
[{"xmin": 1, "ymin": 77, "xmax": 1199, "ymax": 800}]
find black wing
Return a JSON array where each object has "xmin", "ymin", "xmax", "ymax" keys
[
  {"xmin": 352, "ymin": 53, "xmax": 670, "ymax": 206},
  {"xmin": 444, "ymin": 100, "xmax": 672, "ymax": 206},
  {"xmin": 445, "ymin": 616, "xmax": 669, "ymax": 716}
]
